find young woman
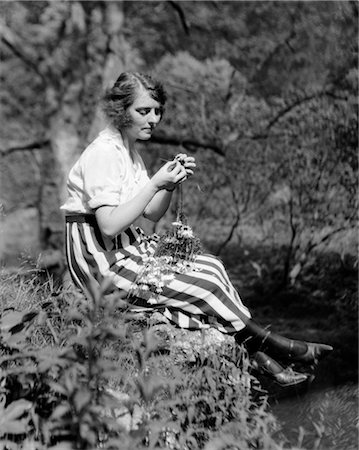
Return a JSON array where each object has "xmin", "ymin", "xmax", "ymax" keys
[{"xmin": 61, "ymin": 72, "xmax": 332, "ymax": 387}]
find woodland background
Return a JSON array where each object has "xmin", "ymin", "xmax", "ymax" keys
[{"xmin": 0, "ymin": 0, "xmax": 358, "ymax": 384}]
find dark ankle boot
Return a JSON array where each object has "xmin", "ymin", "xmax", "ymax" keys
[
  {"xmin": 236, "ymin": 320, "xmax": 333, "ymax": 366},
  {"xmin": 283, "ymin": 341, "xmax": 333, "ymax": 365},
  {"xmin": 251, "ymin": 351, "xmax": 309, "ymax": 387}
]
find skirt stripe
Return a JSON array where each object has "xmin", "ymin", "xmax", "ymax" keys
[
  {"xmin": 179, "ymin": 268, "xmax": 250, "ymax": 320},
  {"xmin": 65, "ymin": 218, "xmax": 251, "ymax": 333},
  {"xmin": 194, "ymin": 263, "xmax": 236, "ymax": 299},
  {"xmin": 193, "ymin": 261, "xmax": 244, "ymax": 310},
  {"xmin": 68, "ymin": 224, "xmax": 94, "ymax": 287},
  {"xmin": 66, "ymin": 223, "xmax": 84, "ymax": 290},
  {"xmin": 157, "ymin": 275, "xmax": 250, "ymax": 329},
  {"xmin": 195, "ymin": 255, "xmax": 240, "ymax": 300},
  {"xmin": 72, "ymin": 224, "xmax": 102, "ymax": 295}
]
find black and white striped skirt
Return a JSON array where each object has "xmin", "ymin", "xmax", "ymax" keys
[{"xmin": 65, "ymin": 214, "xmax": 251, "ymax": 333}]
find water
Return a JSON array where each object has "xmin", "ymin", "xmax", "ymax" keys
[{"xmin": 272, "ymin": 383, "xmax": 358, "ymax": 449}]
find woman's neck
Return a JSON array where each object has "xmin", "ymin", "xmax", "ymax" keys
[
  {"xmin": 119, "ymin": 130, "xmax": 137, "ymax": 161},
  {"xmin": 120, "ymin": 129, "xmax": 136, "ymax": 153}
]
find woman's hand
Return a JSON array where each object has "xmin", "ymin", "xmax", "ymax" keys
[
  {"xmin": 151, "ymin": 160, "xmax": 187, "ymax": 191},
  {"xmin": 175, "ymin": 153, "xmax": 196, "ymax": 178}
]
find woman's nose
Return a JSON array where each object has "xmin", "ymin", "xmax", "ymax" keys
[{"xmin": 148, "ymin": 109, "xmax": 161, "ymax": 124}]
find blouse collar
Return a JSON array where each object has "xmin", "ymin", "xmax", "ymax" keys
[
  {"xmin": 102, "ymin": 125, "xmax": 124, "ymax": 143},
  {"xmin": 101, "ymin": 125, "xmax": 142, "ymax": 169}
]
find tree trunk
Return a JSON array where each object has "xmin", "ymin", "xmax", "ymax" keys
[{"xmin": 43, "ymin": 2, "xmax": 134, "ymax": 266}]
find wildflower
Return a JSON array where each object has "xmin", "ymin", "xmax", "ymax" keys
[
  {"xmin": 177, "ymin": 225, "xmax": 194, "ymax": 239},
  {"xmin": 130, "ymin": 216, "xmax": 202, "ymax": 304}
]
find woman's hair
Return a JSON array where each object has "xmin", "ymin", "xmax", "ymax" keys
[{"xmin": 101, "ymin": 72, "xmax": 167, "ymax": 129}]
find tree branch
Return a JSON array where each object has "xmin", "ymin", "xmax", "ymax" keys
[
  {"xmin": 215, "ymin": 186, "xmax": 241, "ymax": 256},
  {"xmin": 151, "ymin": 132, "xmax": 225, "ymax": 156},
  {"xmin": 255, "ymin": 28, "xmax": 296, "ymax": 76},
  {"xmin": 215, "ymin": 212, "xmax": 240, "ymax": 256},
  {"xmin": 264, "ymin": 90, "xmax": 345, "ymax": 132},
  {"xmin": 1, "ymin": 139, "xmax": 50, "ymax": 156},
  {"xmin": 1, "ymin": 132, "xmax": 225, "ymax": 158},
  {"xmin": 306, "ymin": 225, "xmax": 349, "ymax": 255},
  {"xmin": 0, "ymin": 18, "xmax": 47, "ymax": 84},
  {"xmin": 350, "ymin": 0, "xmax": 358, "ymax": 17},
  {"xmin": 168, "ymin": 1, "xmax": 190, "ymax": 35}
]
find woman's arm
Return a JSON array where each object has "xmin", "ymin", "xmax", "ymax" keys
[
  {"xmin": 143, "ymin": 189, "xmax": 174, "ymax": 222},
  {"xmin": 95, "ymin": 160, "xmax": 187, "ymax": 237}
]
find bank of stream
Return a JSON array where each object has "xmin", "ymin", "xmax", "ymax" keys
[
  {"xmin": 272, "ymin": 382, "xmax": 358, "ymax": 450},
  {"xmin": 220, "ymin": 245, "xmax": 358, "ymax": 449},
  {"xmin": 251, "ymin": 292, "xmax": 358, "ymax": 450}
]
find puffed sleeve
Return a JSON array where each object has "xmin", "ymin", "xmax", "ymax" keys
[{"xmin": 82, "ymin": 140, "xmax": 126, "ymax": 210}]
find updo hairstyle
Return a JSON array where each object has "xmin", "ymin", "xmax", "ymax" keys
[{"xmin": 102, "ymin": 72, "xmax": 167, "ymax": 130}]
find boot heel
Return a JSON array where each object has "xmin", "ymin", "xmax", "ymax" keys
[{"xmin": 252, "ymin": 351, "xmax": 309, "ymax": 387}]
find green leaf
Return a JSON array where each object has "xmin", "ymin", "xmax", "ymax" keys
[
  {"xmin": 49, "ymin": 381, "xmax": 68, "ymax": 396},
  {"xmin": 48, "ymin": 443, "xmax": 75, "ymax": 450},
  {"xmin": 0, "ymin": 418, "xmax": 28, "ymax": 435},
  {"xmin": 73, "ymin": 389, "xmax": 92, "ymax": 412},
  {"xmin": 50, "ymin": 404, "xmax": 71, "ymax": 420},
  {"xmin": 0, "ymin": 440, "xmax": 19, "ymax": 450},
  {"xmin": 0, "ymin": 398, "xmax": 32, "ymax": 421},
  {"xmin": 21, "ymin": 311, "xmax": 38, "ymax": 323},
  {"xmin": 0, "ymin": 399, "xmax": 32, "ymax": 436}
]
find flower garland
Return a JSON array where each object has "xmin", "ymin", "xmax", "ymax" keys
[{"xmin": 129, "ymin": 183, "xmax": 202, "ymax": 304}]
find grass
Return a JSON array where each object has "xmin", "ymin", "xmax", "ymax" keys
[
  {"xmin": 2, "ymin": 247, "xmax": 356, "ymax": 449},
  {"xmin": 0, "ymin": 268, "xmax": 313, "ymax": 450}
]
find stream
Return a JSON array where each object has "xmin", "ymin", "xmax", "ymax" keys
[{"xmin": 272, "ymin": 383, "xmax": 358, "ymax": 449}]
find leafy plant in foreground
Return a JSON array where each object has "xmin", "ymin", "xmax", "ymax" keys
[
  {"xmin": 0, "ymin": 277, "xmax": 154, "ymax": 448},
  {"xmin": 0, "ymin": 273, "xmax": 308, "ymax": 449}
]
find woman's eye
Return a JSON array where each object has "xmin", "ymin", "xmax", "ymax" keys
[
  {"xmin": 137, "ymin": 108, "xmax": 150, "ymax": 116},
  {"xmin": 137, "ymin": 108, "xmax": 162, "ymax": 116}
]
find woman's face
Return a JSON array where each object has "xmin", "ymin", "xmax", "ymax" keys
[{"xmin": 123, "ymin": 87, "xmax": 162, "ymax": 142}]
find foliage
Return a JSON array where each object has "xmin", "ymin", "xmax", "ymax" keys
[
  {"xmin": 0, "ymin": 273, "xmax": 296, "ymax": 450},
  {"xmin": 0, "ymin": 3, "xmax": 357, "ymax": 447},
  {"xmin": 1, "ymin": 1, "xmax": 357, "ymax": 288},
  {"xmin": 150, "ymin": 45, "xmax": 357, "ymax": 285}
]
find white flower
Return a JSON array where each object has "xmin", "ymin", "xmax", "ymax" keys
[
  {"xmin": 178, "ymin": 225, "xmax": 194, "ymax": 238},
  {"xmin": 163, "ymin": 273, "xmax": 175, "ymax": 281},
  {"xmin": 147, "ymin": 296, "xmax": 158, "ymax": 305}
]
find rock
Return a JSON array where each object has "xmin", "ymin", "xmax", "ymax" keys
[
  {"xmin": 36, "ymin": 249, "xmax": 63, "ymax": 270},
  {"xmin": 104, "ymin": 388, "xmax": 144, "ymax": 432}
]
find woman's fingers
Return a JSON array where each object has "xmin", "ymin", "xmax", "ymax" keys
[
  {"xmin": 163, "ymin": 156, "xmax": 195, "ymax": 187},
  {"xmin": 182, "ymin": 157, "xmax": 196, "ymax": 176},
  {"xmin": 166, "ymin": 160, "xmax": 179, "ymax": 172},
  {"xmin": 175, "ymin": 153, "xmax": 187, "ymax": 163},
  {"xmin": 172, "ymin": 164, "xmax": 186, "ymax": 182},
  {"xmin": 180, "ymin": 168, "xmax": 188, "ymax": 182},
  {"xmin": 175, "ymin": 154, "xmax": 196, "ymax": 166}
]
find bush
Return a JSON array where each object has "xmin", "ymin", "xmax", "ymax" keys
[{"xmin": 0, "ymin": 271, "xmax": 299, "ymax": 449}]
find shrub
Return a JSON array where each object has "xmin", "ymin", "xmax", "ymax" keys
[{"xmin": 0, "ymin": 272, "xmax": 296, "ymax": 449}]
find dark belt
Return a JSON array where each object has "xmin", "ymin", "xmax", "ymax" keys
[{"xmin": 65, "ymin": 214, "xmax": 97, "ymax": 225}]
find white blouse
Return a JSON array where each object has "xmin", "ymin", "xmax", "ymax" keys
[{"xmin": 61, "ymin": 126, "xmax": 150, "ymax": 214}]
